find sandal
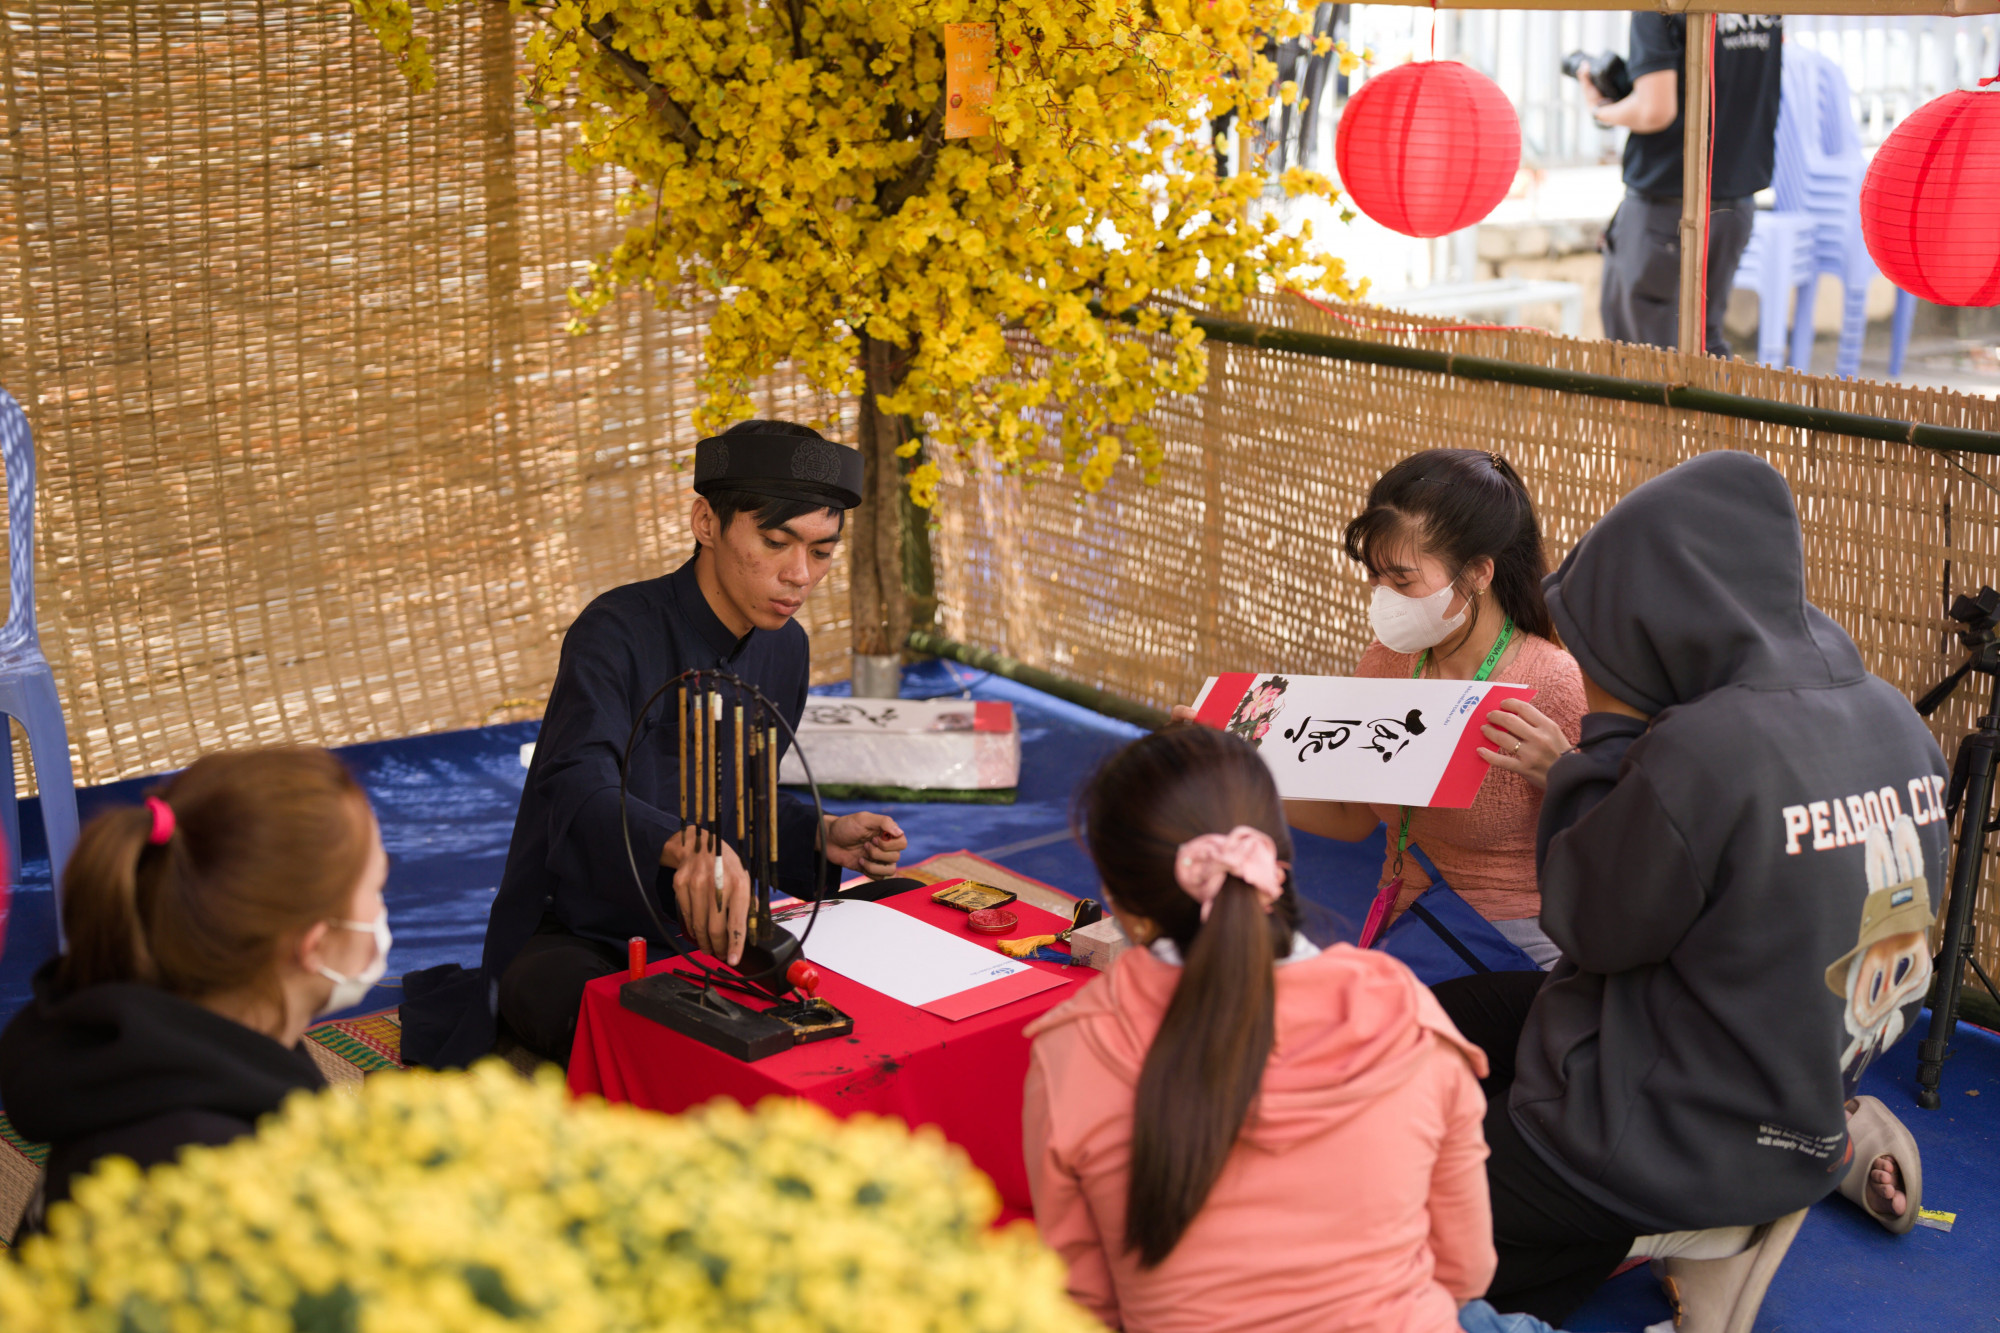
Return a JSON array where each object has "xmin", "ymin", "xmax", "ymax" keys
[
  {"xmin": 1651, "ymin": 1207, "xmax": 1808, "ymax": 1333},
  {"xmin": 1838, "ymin": 1094, "xmax": 1922, "ymax": 1235}
]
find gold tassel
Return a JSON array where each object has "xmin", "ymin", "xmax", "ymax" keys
[{"xmin": 997, "ymin": 933, "xmax": 1059, "ymax": 959}]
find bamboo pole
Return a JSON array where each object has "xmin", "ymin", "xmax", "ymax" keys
[
  {"xmin": 1677, "ymin": 13, "xmax": 1717, "ymax": 358},
  {"xmin": 1093, "ymin": 305, "xmax": 2000, "ymax": 456}
]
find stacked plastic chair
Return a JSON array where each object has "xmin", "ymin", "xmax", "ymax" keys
[
  {"xmin": 1734, "ymin": 211, "xmax": 1819, "ymax": 368},
  {"xmin": 0, "ymin": 387, "xmax": 80, "ymax": 948},
  {"xmin": 1768, "ymin": 44, "xmax": 1916, "ymax": 379}
]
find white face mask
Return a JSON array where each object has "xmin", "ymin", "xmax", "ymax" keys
[
  {"xmin": 315, "ymin": 911, "xmax": 391, "ymax": 1017},
  {"xmin": 1369, "ymin": 581, "xmax": 1467, "ymax": 655}
]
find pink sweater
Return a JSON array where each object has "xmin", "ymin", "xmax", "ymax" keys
[
  {"xmin": 1024, "ymin": 944, "xmax": 1494, "ymax": 1333},
  {"xmin": 1357, "ymin": 633, "xmax": 1585, "ymax": 921}
]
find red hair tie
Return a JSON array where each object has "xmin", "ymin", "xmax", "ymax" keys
[{"xmin": 145, "ymin": 797, "xmax": 176, "ymax": 846}]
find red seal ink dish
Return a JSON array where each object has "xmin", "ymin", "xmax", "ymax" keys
[{"xmin": 966, "ymin": 907, "xmax": 1018, "ymax": 935}]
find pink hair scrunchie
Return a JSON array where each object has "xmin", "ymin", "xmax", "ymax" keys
[
  {"xmin": 1174, "ymin": 826, "xmax": 1285, "ymax": 920},
  {"xmin": 145, "ymin": 796, "xmax": 176, "ymax": 846}
]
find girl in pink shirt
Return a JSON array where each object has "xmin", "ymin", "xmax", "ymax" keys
[
  {"xmin": 1025, "ymin": 725, "xmax": 1559, "ymax": 1333},
  {"xmin": 1287, "ymin": 450, "xmax": 1585, "ymax": 966}
]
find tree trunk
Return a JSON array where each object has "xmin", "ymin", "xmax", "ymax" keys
[{"xmin": 849, "ymin": 334, "xmax": 910, "ymax": 658}]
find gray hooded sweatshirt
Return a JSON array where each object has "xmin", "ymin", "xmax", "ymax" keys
[{"xmin": 1514, "ymin": 450, "xmax": 1948, "ymax": 1233}]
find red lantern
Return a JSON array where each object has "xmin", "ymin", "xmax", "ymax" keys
[
  {"xmin": 1334, "ymin": 61, "xmax": 1521, "ymax": 239},
  {"xmin": 1860, "ymin": 85, "xmax": 2000, "ymax": 308}
]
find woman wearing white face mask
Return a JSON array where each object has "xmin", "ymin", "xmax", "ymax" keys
[
  {"xmin": 1296, "ymin": 450, "xmax": 1584, "ymax": 965},
  {"xmin": 0, "ymin": 747, "xmax": 389, "ymax": 1238}
]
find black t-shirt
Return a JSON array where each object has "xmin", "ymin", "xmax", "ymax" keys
[{"xmin": 1620, "ymin": 13, "xmax": 1783, "ymax": 200}]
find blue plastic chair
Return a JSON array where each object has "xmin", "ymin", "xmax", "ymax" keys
[
  {"xmin": 1770, "ymin": 44, "xmax": 1916, "ymax": 380},
  {"xmin": 1733, "ymin": 210, "xmax": 1818, "ymax": 367},
  {"xmin": 0, "ymin": 388, "xmax": 79, "ymax": 947}
]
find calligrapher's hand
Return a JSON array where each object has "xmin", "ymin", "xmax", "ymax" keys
[
  {"xmin": 1476, "ymin": 699, "xmax": 1571, "ymax": 790},
  {"xmin": 666, "ymin": 830, "xmax": 752, "ymax": 965},
  {"xmin": 823, "ymin": 811, "xmax": 908, "ymax": 879}
]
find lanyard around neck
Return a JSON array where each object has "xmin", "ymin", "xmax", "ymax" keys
[
  {"xmin": 1397, "ymin": 617, "xmax": 1515, "ymax": 858},
  {"xmin": 1411, "ymin": 616, "xmax": 1515, "ymax": 687}
]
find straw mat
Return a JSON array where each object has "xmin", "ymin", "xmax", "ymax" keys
[{"xmin": 0, "ymin": 2, "xmax": 854, "ymax": 795}]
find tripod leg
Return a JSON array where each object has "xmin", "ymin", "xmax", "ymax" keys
[
  {"xmin": 1969, "ymin": 953, "xmax": 2000, "ymax": 1010},
  {"xmin": 1917, "ymin": 730, "xmax": 1999, "ymax": 1109}
]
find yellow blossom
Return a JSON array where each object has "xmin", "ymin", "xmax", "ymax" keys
[
  {"xmin": 0, "ymin": 1063, "xmax": 1098, "ymax": 1333},
  {"xmin": 351, "ymin": 0, "xmax": 1360, "ymax": 505}
]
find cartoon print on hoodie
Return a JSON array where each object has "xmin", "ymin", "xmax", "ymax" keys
[{"xmin": 1827, "ymin": 814, "xmax": 1936, "ymax": 1088}]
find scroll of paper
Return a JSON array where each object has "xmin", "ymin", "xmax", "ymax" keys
[{"xmin": 1191, "ymin": 672, "xmax": 1538, "ymax": 808}]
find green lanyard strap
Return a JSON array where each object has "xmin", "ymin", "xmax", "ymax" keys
[{"xmin": 1395, "ymin": 617, "xmax": 1515, "ymax": 863}]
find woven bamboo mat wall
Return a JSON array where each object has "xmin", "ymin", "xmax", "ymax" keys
[
  {"xmin": 0, "ymin": 2, "xmax": 850, "ymax": 793},
  {"xmin": 3, "ymin": 4, "xmax": 1997, "ymax": 975},
  {"xmin": 931, "ymin": 291, "xmax": 2000, "ymax": 976}
]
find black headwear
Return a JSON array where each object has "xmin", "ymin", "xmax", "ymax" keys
[{"xmin": 693, "ymin": 429, "xmax": 866, "ymax": 512}]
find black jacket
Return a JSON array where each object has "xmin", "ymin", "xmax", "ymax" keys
[
  {"xmin": 0, "ymin": 960, "xmax": 325, "ymax": 1237},
  {"xmin": 401, "ymin": 554, "xmax": 835, "ymax": 1069},
  {"xmin": 1515, "ymin": 451, "xmax": 1949, "ymax": 1233}
]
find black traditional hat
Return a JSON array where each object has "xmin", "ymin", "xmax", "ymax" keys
[{"xmin": 693, "ymin": 426, "xmax": 866, "ymax": 511}]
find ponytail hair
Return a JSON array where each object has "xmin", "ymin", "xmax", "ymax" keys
[
  {"xmin": 58, "ymin": 748, "xmax": 374, "ymax": 1009},
  {"xmin": 1075, "ymin": 725, "xmax": 1298, "ymax": 1267},
  {"xmin": 1343, "ymin": 448, "xmax": 1553, "ymax": 651}
]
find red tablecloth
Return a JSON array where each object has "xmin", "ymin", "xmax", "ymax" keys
[{"xmin": 567, "ymin": 884, "xmax": 1090, "ymax": 1219}]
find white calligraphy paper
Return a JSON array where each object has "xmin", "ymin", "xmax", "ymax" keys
[
  {"xmin": 778, "ymin": 899, "xmax": 1034, "ymax": 1008},
  {"xmin": 1191, "ymin": 672, "xmax": 1538, "ymax": 808}
]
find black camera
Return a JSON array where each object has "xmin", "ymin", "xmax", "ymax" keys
[
  {"xmin": 1944, "ymin": 586, "xmax": 2000, "ymax": 652},
  {"xmin": 1561, "ymin": 50, "xmax": 1633, "ymax": 103}
]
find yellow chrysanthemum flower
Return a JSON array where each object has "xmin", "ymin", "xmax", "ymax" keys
[{"xmin": 0, "ymin": 1063, "xmax": 1098, "ymax": 1333}]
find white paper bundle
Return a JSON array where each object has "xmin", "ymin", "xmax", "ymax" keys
[{"xmin": 778, "ymin": 698, "xmax": 1020, "ymax": 790}]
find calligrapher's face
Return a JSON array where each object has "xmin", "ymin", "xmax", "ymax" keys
[{"xmin": 706, "ymin": 504, "xmax": 842, "ymax": 631}]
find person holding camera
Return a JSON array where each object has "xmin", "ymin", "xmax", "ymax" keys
[{"xmin": 1573, "ymin": 14, "xmax": 1783, "ymax": 356}]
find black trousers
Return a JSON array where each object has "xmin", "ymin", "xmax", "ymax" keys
[
  {"xmin": 1599, "ymin": 191, "xmax": 1755, "ymax": 359},
  {"xmin": 1433, "ymin": 971, "xmax": 1641, "ymax": 1328},
  {"xmin": 496, "ymin": 920, "xmax": 626, "ymax": 1066}
]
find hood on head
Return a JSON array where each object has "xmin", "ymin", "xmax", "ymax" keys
[
  {"xmin": 1542, "ymin": 451, "xmax": 1863, "ymax": 713},
  {"xmin": 1028, "ymin": 945, "xmax": 1485, "ymax": 1152}
]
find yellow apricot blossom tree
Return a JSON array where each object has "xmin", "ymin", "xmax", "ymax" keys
[{"xmin": 356, "ymin": 0, "xmax": 1360, "ymax": 657}]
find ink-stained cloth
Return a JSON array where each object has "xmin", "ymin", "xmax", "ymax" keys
[
  {"xmin": 567, "ymin": 886, "xmax": 1088, "ymax": 1220},
  {"xmin": 1357, "ymin": 634, "xmax": 1586, "ymax": 922}
]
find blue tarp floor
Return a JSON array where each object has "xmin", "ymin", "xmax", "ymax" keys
[{"xmin": 0, "ymin": 657, "xmax": 1993, "ymax": 1329}]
